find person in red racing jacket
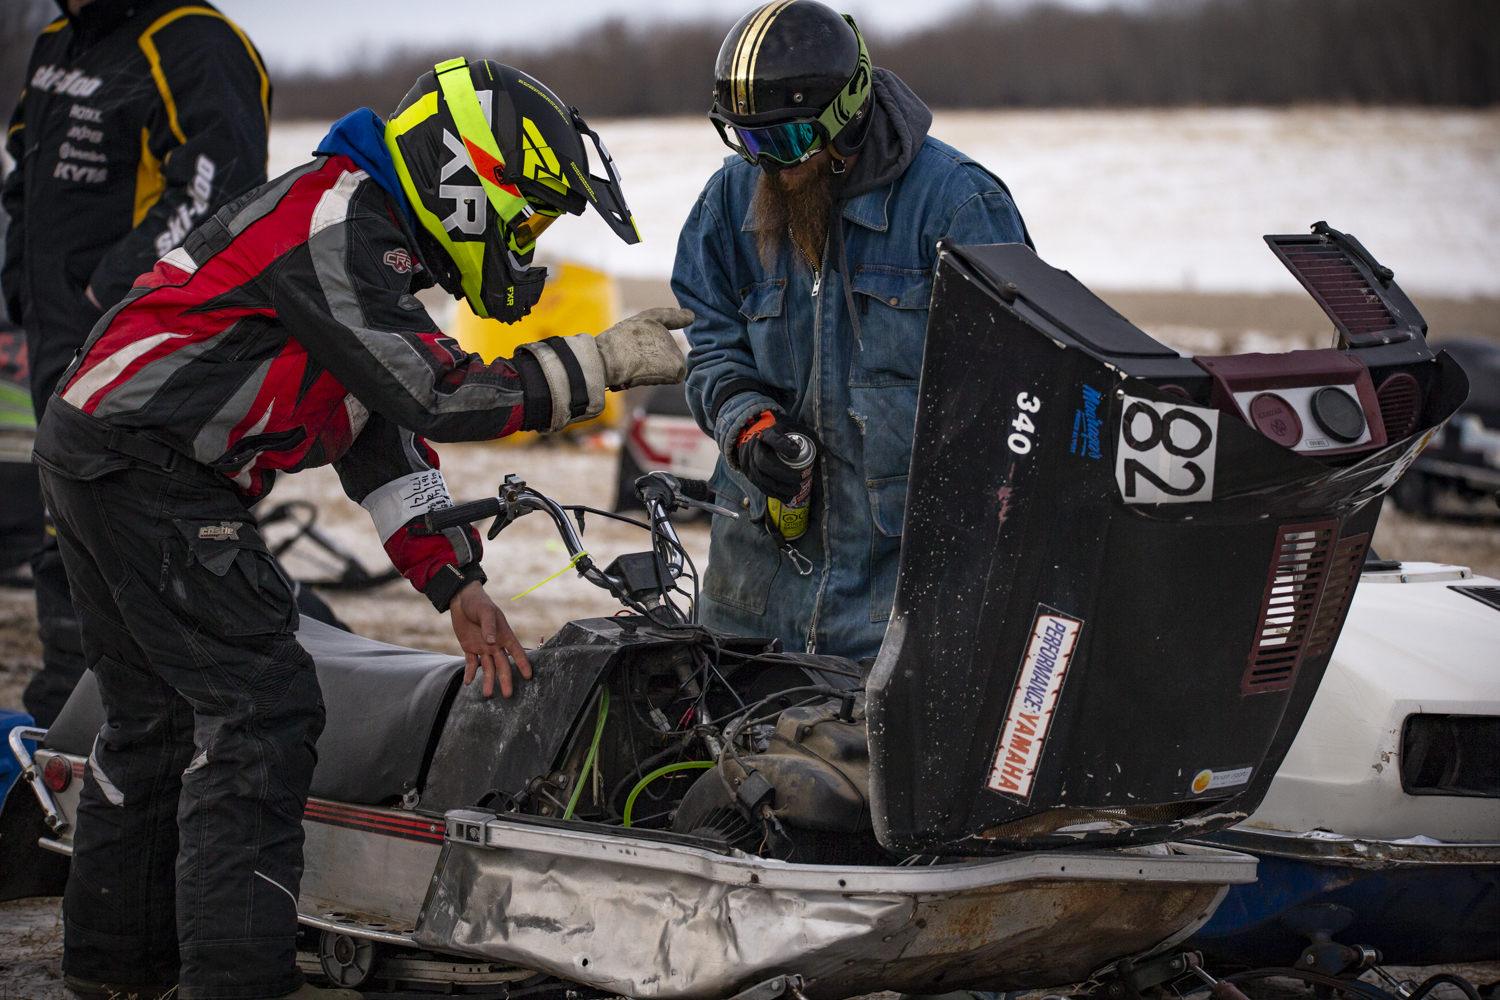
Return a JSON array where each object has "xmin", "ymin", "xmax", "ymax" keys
[{"xmin": 31, "ymin": 58, "xmax": 690, "ymax": 1000}]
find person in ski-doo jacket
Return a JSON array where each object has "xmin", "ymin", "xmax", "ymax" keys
[
  {"xmin": 4, "ymin": 0, "xmax": 270, "ymax": 729},
  {"xmin": 4, "ymin": 0, "xmax": 271, "ymax": 415},
  {"xmin": 675, "ymin": 1, "xmax": 1031, "ymax": 661},
  {"xmin": 34, "ymin": 59, "xmax": 686, "ymax": 1000}
]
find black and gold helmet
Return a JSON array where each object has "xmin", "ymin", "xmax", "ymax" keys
[
  {"xmin": 386, "ymin": 58, "xmax": 640, "ymax": 322},
  {"xmin": 710, "ymin": 1, "xmax": 872, "ymax": 170}
]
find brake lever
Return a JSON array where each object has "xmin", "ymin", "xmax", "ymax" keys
[
  {"xmin": 487, "ymin": 474, "xmax": 535, "ymax": 540},
  {"xmin": 677, "ymin": 495, "xmax": 740, "ymax": 519}
]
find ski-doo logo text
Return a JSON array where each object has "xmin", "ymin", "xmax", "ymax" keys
[
  {"xmin": 153, "ymin": 156, "xmax": 217, "ymax": 256},
  {"xmin": 383, "ymin": 249, "xmax": 414, "ymax": 273},
  {"xmin": 31, "ymin": 66, "xmax": 103, "ymax": 97},
  {"xmin": 987, "ymin": 606, "xmax": 1082, "ymax": 800}
]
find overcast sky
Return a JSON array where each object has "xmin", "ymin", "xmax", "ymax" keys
[{"xmin": 213, "ymin": 0, "xmax": 1134, "ymax": 73}]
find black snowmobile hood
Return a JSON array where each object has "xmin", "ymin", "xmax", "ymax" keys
[
  {"xmin": 838, "ymin": 68, "xmax": 932, "ymax": 200},
  {"xmin": 867, "ymin": 234, "xmax": 1468, "ymax": 856}
]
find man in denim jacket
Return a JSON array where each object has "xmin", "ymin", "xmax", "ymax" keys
[{"xmin": 673, "ymin": 1, "xmax": 1032, "ymax": 661}]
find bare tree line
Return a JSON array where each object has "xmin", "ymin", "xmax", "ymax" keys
[
  {"xmin": 269, "ymin": 0, "xmax": 1498, "ymax": 121},
  {"xmin": 3, "ymin": 0, "xmax": 1496, "ymax": 128}
]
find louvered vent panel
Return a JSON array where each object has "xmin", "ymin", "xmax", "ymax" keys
[
  {"xmin": 1278, "ymin": 244, "xmax": 1397, "ymax": 340},
  {"xmin": 1242, "ymin": 521, "xmax": 1338, "ymax": 695},
  {"xmin": 1376, "ymin": 373, "xmax": 1422, "ymax": 441},
  {"xmin": 1305, "ymin": 533, "xmax": 1368, "ymax": 657},
  {"xmin": 1451, "ymin": 586, "xmax": 1500, "ymax": 613}
]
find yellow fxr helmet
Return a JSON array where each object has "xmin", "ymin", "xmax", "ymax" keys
[{"xmin": 386, "ymin": 58, "xmax": 641, "ymax": 322}]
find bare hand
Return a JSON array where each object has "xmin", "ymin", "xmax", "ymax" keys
[
  {"xmin": 84, "ymin": 285, "xmax": 101, "ymax": 310},
  {"xmin": 449, "ymin": 580, "xmax": 532, "ymax": 698}
]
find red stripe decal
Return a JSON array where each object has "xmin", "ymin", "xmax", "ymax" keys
[{"xmin": 302, "ymin": 798, "xmax": 444, "ymax": 843}]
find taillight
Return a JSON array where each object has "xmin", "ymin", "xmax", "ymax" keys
[{"xmin": 43, "ymin": 755, "xmax": 72, "ymax": 792}]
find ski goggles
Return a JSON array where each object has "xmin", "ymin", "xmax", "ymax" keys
[
  {"xmin": 711, "ymin": 113, "xmax": 827, "ymax": 167},
  {"xmin": 710, "ymin": 13, "xmax": 872, "ymax": 168},
  {"xmin": 507, "ymin": 200, "xmax": 562, "ymax": 248}
]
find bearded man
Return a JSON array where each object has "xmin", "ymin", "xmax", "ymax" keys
[{"xmin": 673, "ymin": 0, "xmax": 1032, "ymax": 660}]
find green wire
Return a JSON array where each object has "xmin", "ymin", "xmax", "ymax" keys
[
  {"xmin": 622, "ymin": 760, "xmax": 713, "ymax": 827},
  {"xmin": 563, "ymin": 687, "xmax": 610, "ymax": 820}
]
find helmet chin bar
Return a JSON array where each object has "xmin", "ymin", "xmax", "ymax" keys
[{"xmin": 414, "ymin": 226, "xmax": 464, "ymax": 299}]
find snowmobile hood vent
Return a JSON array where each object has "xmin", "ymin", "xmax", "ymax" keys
[
  {"xmin": 1376, "ymin": 373, "xmax": 1423, "ymax": 440},
  {"xmin": 1265, "ymin": 222, "xmax": 1426, "ymax": 349},
  {"xmin": 1242, "ymin": 521, "xmax": 1337, "ymax": 695}
]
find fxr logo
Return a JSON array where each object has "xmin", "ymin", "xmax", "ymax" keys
[
  {"xmin": 437, "ymin": 89, "xmax": 493, "ymax": 236},
  {"xmin": 520, "ymin": 117, "xmax": 563, "ymax": 185}
]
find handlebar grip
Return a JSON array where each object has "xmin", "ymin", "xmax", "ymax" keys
[
  {"xmin": 677, "ymin": 478, "xmax": 714, "ymax": 504},
  {"xmin": 418, "ymin": 497, "xmax": 503, "ymax": 534}
]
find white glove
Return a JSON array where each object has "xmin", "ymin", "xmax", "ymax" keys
[
  {"xmin": 518, "ymin": 308, "xmax": 693, "ymax": 433},
  {"xmin": 595, "ymin": 307, "xmax": 693, "ymax": 388}
]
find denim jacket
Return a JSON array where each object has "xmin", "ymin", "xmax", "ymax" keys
[{"xmin": 673, "ymin": 124, "xmax": 1029, "ymax": 660}]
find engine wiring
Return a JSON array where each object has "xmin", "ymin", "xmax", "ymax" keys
[
  {"xmin": 450, "ymin": 473, "xmax": 868, "ymax": 852},
  {"xmin": 562, "ymin": 687, "xmax": 610, "ymax": 820},
  {"xmin": 622, "ymin": 761, "xmax": 715, "ymax": 827}
]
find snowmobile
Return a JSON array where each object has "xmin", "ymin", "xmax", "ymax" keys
[
  {"xmin": 3, "ymin": 224, "xmax": 1472, "ymax": 998},
  {"xmin": 1189, "ymin": 554, "xmax": 1499, "ymax": 970}
]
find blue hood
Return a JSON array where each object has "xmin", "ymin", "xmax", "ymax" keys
[{"xmin": 316, "ymin": 108, "xmax": 412, "ymax": 225}]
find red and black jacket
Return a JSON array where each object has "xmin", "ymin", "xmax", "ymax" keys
[{"xmin": 35, "ymin": 155, "xmax": 557, "ymax": 611}]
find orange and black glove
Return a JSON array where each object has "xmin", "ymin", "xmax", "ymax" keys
[{"xmin": 735, "ymin": 410, "xmax": 815, "ymax": 503}]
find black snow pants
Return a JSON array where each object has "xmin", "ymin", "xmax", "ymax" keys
[{"xmin": 39, "ymin": 456, "xmax": 324, "ymax": 999}]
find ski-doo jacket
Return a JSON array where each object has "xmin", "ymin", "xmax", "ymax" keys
[
  {"xmin": 3, "ymin": 0, "xmax": 270, "ymax": 415},
  {"xmin": 34, "ymin": 152, "xmax": 556, "ymax": 611}
]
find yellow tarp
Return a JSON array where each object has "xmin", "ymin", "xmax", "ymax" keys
[{"xmin": 450, "ymin": 261, "xmax": 622, "ymax": 443}]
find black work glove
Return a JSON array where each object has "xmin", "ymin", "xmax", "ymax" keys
[{"xmin": 735, "ymin": 410, "xmax": 815, "ymax": 503}]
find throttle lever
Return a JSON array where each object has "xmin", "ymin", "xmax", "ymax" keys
[{"xmin": 487, "ymin": 474, "xmax": 536, "ymax": 539}]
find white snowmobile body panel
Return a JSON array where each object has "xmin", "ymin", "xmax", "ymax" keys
[{"xmin": 1241, "ymin": 563, "xmax": 1500, "ymax": 843}]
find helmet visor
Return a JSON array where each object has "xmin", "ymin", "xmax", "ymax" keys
[{"xmin": 712, "ymin": 112, "xmax": 825, "ymax": 167}]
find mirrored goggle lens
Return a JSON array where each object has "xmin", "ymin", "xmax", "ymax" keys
[
  {"xmin": 734, "ymin": 121, "xmax": 821, "ymax": 163},
  {"xmin": 510, "ymin": 208, "xmax": 560, "ymax": 245}
]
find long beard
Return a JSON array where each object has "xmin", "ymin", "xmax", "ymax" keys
[{"xmin": 752, "ymin": 166, "xmax": 834, "ymax": 270}]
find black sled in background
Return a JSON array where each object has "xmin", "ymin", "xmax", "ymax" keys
[{"xmin": 4, "ymin": 224, "xmax": 1468, "ymax": 998}]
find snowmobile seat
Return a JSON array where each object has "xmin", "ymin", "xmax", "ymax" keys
[
  {"xmin": 297, "ymin": 617, "xmax": 465, "ymax": 804},
  {"xmin": 43, "ymin": 617, "xmax": 466, "ymax": 806}
]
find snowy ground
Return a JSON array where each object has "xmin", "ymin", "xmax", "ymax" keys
[
  {"xmin": 271, "ymin": 107, "xmax": 1500, "ymax": 298},
  {"xmin": 1, "ymin": 107, "xmax": 1496, "ymax": 997}
]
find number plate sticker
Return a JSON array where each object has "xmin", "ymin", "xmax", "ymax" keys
[{"xmin": 1114, "ymin": 395, "xmax": 1219, "ymax": 504}]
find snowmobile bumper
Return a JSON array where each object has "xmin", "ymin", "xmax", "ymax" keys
[{"xmin": 413, "ymin": 809, "xmax": 1257, "ymax": 999}]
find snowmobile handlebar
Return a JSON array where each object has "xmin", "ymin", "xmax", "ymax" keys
[{"xmin": 413, "ymin": 472, "xmax": 731, "ymax": 619}]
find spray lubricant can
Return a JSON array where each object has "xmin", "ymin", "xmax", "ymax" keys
[{"xmin": 766, "ymin": 432, "xmax": 816, "ymax": 541}]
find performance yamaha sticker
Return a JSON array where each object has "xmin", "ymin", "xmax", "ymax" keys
[
  {"xmin": 987, "ymin": 606, "xmax": 1083, "ymax": 800},
  {"xmin": 1115, "ymin": 394, "xmax": 1219, "ymax": 504}
]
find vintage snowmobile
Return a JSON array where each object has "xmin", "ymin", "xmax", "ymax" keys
[
  {"xmin": 3, "ymin": 224, "xmax": 1472, "ymax": 998},
  {"xmin": 1189, "ymin": 554, "xmax": 1499, "ymax": 969}
]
